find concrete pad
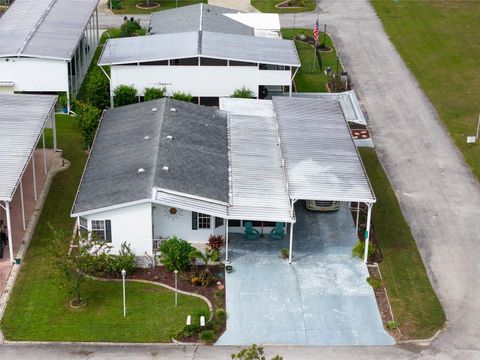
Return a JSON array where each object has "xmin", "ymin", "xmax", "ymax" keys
[{"xmin": 216, "ymin": 202, "xmax": 394, "ymax": 346}]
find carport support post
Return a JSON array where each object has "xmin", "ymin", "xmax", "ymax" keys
[
  {"xmin": 42, "ymin": 130, "xmax": 47, "ymax": 175},
  {"xmin": 364, "ymin": 203, "xmax": 373, "ymax": 263},
  {"xmin": 31, "ymin": 152, "xmax": 37, "ymax": 201},
  {"xmin": 20, "ymin": 179, "xmax": 26, "ymax": 231},
  {"xmin": 355, "ymin": 202, "xmax": 360, "ymax": 238},
  {"xmin": 225, "ymin": 220, "xmax": 229, "ymax": 262},
  {"xmin": 288, "ymin": 222, "xmax": 294, "ymax": 264},
  {"xmin": 5, "ymin": 201, "xmax": 14, "ymax": 264}
]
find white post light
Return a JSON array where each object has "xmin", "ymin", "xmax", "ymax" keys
[
  {"xmin": 121, "ymin": 269, "xmax": 126, "ymax": 318},
  {"xmin": 174, "ymin": 269, "xmax": 178, "ymax": 307}
]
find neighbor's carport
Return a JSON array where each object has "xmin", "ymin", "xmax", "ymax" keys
[
  {"xmin": 0, "ymin": 94, "xmax": 57, "ymax": 263},
  {"xmin": 273, "ymin": 96, "xmax": 376, "ymax": 263}
]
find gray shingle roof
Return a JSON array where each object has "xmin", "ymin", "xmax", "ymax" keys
[
  {"xmin": 72, "ymin": 99, "xmax": 229, "ymax": 215},
  {"xmin": 98, "ymin": 31, "xmax": 300, "ymax": 67},
  {"xmin": 0, "ymin": 0, "xmax": 98, "ymax": 60},
  {"xmin": 149, "ymin": 3, "xmax": 253, "ymax": 36}
]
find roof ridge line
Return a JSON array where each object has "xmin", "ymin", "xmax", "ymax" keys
[
  {"xmin": 17, "ymin": 0, "xmax": 59, "ymax": 55},
  {"xmin": 150, "ymin": 99, "xmax": 167, "ymax": 197}
]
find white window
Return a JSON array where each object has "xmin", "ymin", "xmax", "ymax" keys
[
  {"xmin": 79, "ymin": 217, "xmax": 88, "ymax": 235},
  {"xmin": 91, "ymin": 220, "xmax": 112, "ymax": 242},
  {"xmin": 198, "ymin": 213, "xmax": 211, "ymax": 229}
]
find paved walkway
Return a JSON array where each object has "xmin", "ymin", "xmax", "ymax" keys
[{"xmin": 217, "ymin": 203, "xmax": 393, "ymax": 346}]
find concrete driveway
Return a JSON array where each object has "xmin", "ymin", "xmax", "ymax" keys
[{"xmin": 217, "ymin": 202, "xmax": 394, "ymax": 346}]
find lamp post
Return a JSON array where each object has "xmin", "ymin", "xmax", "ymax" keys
[
  {"xmin": 174, "ymin": 270, "xmax": 178, "ymax": 307},
  {"xmin": 121, "ymin": 269, "xmax": 126, "ymax": 319}
]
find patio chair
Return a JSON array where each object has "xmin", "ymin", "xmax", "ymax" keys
[
  {"xmin": 244, "ymin": 221, "xmax": 260, "ymax": 240},
  {"xmin": 270, "ymin": 222, "xmax": 285, "ymax": 240}
]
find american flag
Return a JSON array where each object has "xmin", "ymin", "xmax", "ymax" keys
[{"xmin": 313, "ymin": 19, "xmax": 319, "ymax": 45}]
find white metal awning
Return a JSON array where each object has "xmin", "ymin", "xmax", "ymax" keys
[
  {"xmin": 0, "ymin": 94, "xmax": 56, "ymax": 201},
  {"xmin": 273, "ymin": 96, "xmax": 375, "ymax": 203},
  {"xmin": 222, "ymin": 98, "xmax": 292, "ymax": 223}
]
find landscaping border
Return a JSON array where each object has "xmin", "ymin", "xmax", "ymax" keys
[{"xmin": 0, "ymin": 153, "xmax": 70, "ymax": 343}]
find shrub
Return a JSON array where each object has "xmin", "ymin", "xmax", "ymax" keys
[
  {"xmin": 191, "ymin": 270, "xmax": 216, "ymax": 287},
  {"xmin": 208, "ymin": 234, "xmax": 225, "ymax": 251},
  {"xmin": 114, "ymin": 85, "xmax": 137, "ymax": 107},
  {"xmin": 120, "ymin": 18, "xmax": 141, "ymax": 37},
  {"xmin": 106, "ymin": 242, "xmax": 136, "ymax": 276},
  {"xmin": 86, "ymin": 69, "xmax": 110, "ymax": 109},
  {"xmin": 189, "ymin": 248, "xmax": 219, "ymax": 267},
  {"xmin": 387, "ymin": 320, "xmax": 399, "ymax": 330},
  {"xmin": 74, "ymin": 101, "xmax": 101, "ymax": 149},
  {"xmin": 107, "ymin": 0, "xmax": 121, "ymax": 10},
  {"xmin": 352, "ymin": 240, "xmax": 376, "ymax": 262},
  {"xmin": 159, "ymin": 236, "xmax": 194, "ymax": 272},
  {"xmin": 367, "ymin": 276, "xmax": 383, "ymax": 289},
  {"xmin": 232, "ymin": 87, "xmax": 254, "ymax": 98},
  {"xmin": 144, "ymin": 87, "xmax": 166, "ymax": 101},
  {"xmin": 200, "ymin": 330, "xmax": 215, "ymax": 344},
  {"xmin": 280, "ymin": 248, "xmax": 289, "ymax": 260},
  {"xmin": 171, "ymin": 91, "xmax": 193, "ymax": 102},
  {"xmin": 232, "ymin": 344, "xmax": 283, "ymax": 360},
  {"xmin": 215, "ymin": 308, "xmax": 227, "ymax": 323}
]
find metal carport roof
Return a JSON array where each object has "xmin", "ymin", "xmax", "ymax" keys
[
  {"xmin": 0, "ymin": 0, "xmax": 98, "ymax": 60},
  {"xmin": 98, "ymin": 31, "xmax": 300, "ymax": 67},
  {"xmin": 273, "ymin": 96, "xmax": 375, "ymax": 203},
  {"xmin": 0, "ymin": 94, "xmax": 56, "ymax": 201}
]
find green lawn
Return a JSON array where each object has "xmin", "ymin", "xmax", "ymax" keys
[
  {"xmin": 360, "ymin": 148, "xmax": 445, "ymax": 339},
  {"xmin": 1, "ymin": 116, "xmax": 207, "ymax": 342},
  {"xmin": 282, "ymin": 29, "xmax": 343, "ymax": 92},
  {"xmin": 251, "ymin": 0, "xmax": 316, "ymax": 13},
  {"xmin": 371, "ymin": 0, "xmax": 480, "ymax": 180},
  {"xmin": 112, "ymin": 0, "xmax": 205, "ymax": 14}
]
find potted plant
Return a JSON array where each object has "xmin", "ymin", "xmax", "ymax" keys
[{"xmin": 58, "ymin": 93, "xmax": 68, "ymax": 113}]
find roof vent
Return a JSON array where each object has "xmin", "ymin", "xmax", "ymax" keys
[
  {"xmin": 152, "ymin": 107, "xmax": 158, "ymax": 112},
  {"xmin": 170, "ymin": 108, "xmax": 176, "ymax": 112},
  {"xmin": 138, "ymin": 168, "xmax": 145, "ymax": 173},
  {"xmin": 162, "ymin": 166, "xmax": 169, "ymax": 172},
  {"xmin": 144, "ymin": 135, "xmax": 150, "ymax": 140},
  {"xmin": 166, "ymin": 135, "xmax": 173, "ymax": 140}
]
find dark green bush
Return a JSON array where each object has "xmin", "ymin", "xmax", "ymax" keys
[
  {"xmin": 159, "ymin": 236, "xmax": 194, "ymax": 272},
  {"xmin": 144, "ymin": 87, "xmax": 166, "ymax": 101},
  {"xmin": 200, "ymin": 330, "xmax": 215, "ymax": 344},
  {"xmin": 106, "ymin": 242, "xmax": 136, "ymax": 276},
  {"xmin": 86, "ymin": 69, "xmax": 110, "ymax": 109},
  {"xmin": 114, "ymin": 85, "xmax": 137, "ymax": 107},
  {"xmin": 367, "ymin": 276, "xmax": 383, "ymax": 289},
  {"xmin": 108, "ymin": 0, "xmax": 121, "ymax": 10},
  {"xmin": 74, "ymin": 101, "xmax": 101, "ymax": 148},
  {"xmin": 120, "ymin": 18, "xmax": 141, "ymax": 37},
  {"xmin": 215, "ymin": 308, "xmax": 227, "ymax": 323},
  {"xmin": 171, "ymin": 91, "xmax": 193, "ymax": 102}
]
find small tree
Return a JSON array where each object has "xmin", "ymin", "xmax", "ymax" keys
[
  {"xmin": 86, "ymin": 69, "xmax": 110, "ymax": 109},
  {"xmin": 208, "ymin": 234, "xmax": 225, "ymax": 251},
  {"xmin": 144, "ymin": 86, "xmax": 167, "ymax": 101},
  {"xmin": 74, "ymin": 101, "xmax": 101, "ymax": 149},
  {"xmin": 159, "ymin": 236, "xmax": 195, "ymax": 272},
  {"xmin": 49, "ymin": 227, "xmax": 109, "ymax": 306},
  {"xmin": 231, "ymin": 344, "xmax": 282, "ymax": 360},
  {"xmin": 114, "ymin": 85, "xmax": 137, "ymax": 107},
  {"xmin": 232, "ymin": 87, "xmax": 254, "ymax": 98},
  {"xmin": 171, "ymin": 91, "xmax": 193, "ymax": 102}
]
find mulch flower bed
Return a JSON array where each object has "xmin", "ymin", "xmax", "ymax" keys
[{"xmin": 126, "ymin": 265, "xmax": 225, "ymax": 309}]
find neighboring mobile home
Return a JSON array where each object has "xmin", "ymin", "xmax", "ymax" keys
[
  {"xmin": 98, "ymin": 4, "xmax": 300, "ymax": 107},
  {"xmin": 71, "ymin": 97, "xmax": 376, "ymax": 265},
  {"xmin": 0, "ymin": 0, "xmax": 100, "ymax": 112}
]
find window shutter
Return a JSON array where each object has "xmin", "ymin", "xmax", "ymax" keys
[
  {"xmin": 105, "ymin": 220, "xmax": 112, "ymax": 242},
  {"xmin": 192, "ymin": 212, "xmax": 198, "ymax": 230}
]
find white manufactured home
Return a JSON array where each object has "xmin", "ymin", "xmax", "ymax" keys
[
  {"xmin": 71, "ymin": 97, "xmax": 376, "ymax": 265},
  {"xmin": 0, "ymin": 0, "xmax": 100, "ymax": 111},
  {"xmin": 98, "ymin": 4, "xmax": 300, "ymax": 107}
]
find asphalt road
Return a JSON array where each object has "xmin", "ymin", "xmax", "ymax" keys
[{"xmin": 1, "ymin": 1, "xmax": 479, "ymax": 359}]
